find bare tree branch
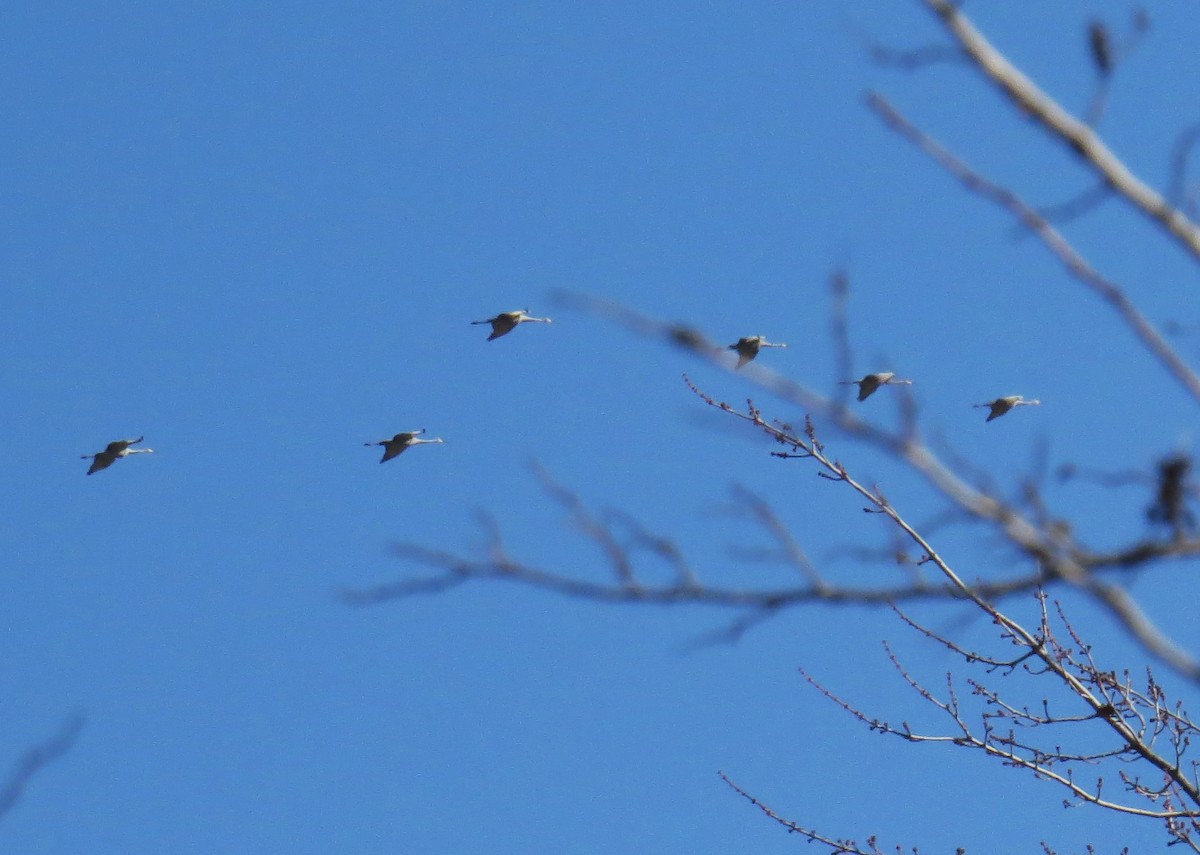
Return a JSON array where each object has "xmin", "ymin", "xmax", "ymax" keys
[
  {"xmin": 802, "ymin": 595, "xmax": 1200, "ymax": 849},
  {"xmin": 1169, "ymin": 122, "xmax": 1200, "ymax": 218},
  {"xmin": 1031, "ymin": 181, "xmax": 1112, "ymax": 226},
  {"xmin": 866, "ymin": 91, "xmax": 1200, "ymax": 407},
  {"xmin": 719, "ymin": 770, "xmax": 929, "ymax": 855},
  {"xmin": 829, "ymin": 270, "xmax": 855, "ymax": 408},
  {"xmin": 869, "ymin": 42, "xmax": 963, "ymax": 70},
  {"xmin": 921, "ymin": 0, "xmax": 1200, "ymax": 266},
  {"xmin": 726, "ymin": 484, "xmax": 827, "ymax": 590},
  {"xmin": 0, "ymin": 712, "xmax": 85, "ymax": 822}
]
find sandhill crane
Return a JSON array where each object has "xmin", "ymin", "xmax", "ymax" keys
[
  {"xmin": 840, "ymin": 372, "xmax": 913, "ymax": 402},
  {"xmin": 974, "ymin": 396, "xmax": 1041, "ymax": 422},
  {"xmin": 81, "ymin": 436, "xmax": 154, "ymax": 475},
  {"xmin": 728, "ymin": 336, "xmax": 787, "ymax": 369},
  {"xmin": 365, "ymin": 429, "xmax": 445, "ymax": 463},
  {"xmin": 471, "ymin": 309, "xmax": 552, "ymax": 341}
]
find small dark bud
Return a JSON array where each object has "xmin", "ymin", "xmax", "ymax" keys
[{"xmin": 1088, "ymin": 21, "xmax": 1113, "ymax": 75}]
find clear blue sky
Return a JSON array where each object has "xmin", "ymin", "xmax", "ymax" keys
[{"xmin": 3, "ymin": 2, "xmax": 1197, "ymax": 852}]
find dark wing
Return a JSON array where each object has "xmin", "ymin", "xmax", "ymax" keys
[
  {"xmin": 858, "ymin": 375, "xmax": 887, "ymax": 401},
  {"xmin": 87, "ymin": 453, "xmax": 116, "ymax": 475},
  {"xmin": 379, "ymin": 442, "xmax": 406, "ymax": 463},
  {"xmin": 486, "ymin": 318, "xmax": 516, "ymax": 341}
]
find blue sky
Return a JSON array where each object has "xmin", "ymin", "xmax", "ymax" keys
[{"xmin": 3, "ymin": 2, "xmax": 1198, "ymax": 852}]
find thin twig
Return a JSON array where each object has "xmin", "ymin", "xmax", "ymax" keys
[{"xmin": 0, "ymin": 712, "xmax": 85, "ymax": 821}]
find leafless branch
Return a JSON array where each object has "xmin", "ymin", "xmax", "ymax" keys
[
  {"xmin": 802, "ymin": 589, "xmax": 1200, "ymax": 848},
  {"xmin": 829, "ymin": 270, "xmax": 855, "ymax": 408},
  {"xmin": 726, "ymin": 484, "xmax": 827, "ymax": 589},
  {"xmin": 841, "ymin": 14, "xmax": 965, "ymax": 72},
  {"xmin": 866, "ymin": 91, "xmax": 1200, "ymax": 407},
  {"xmin": 869, "ymin": 43, "xmax": 964, "ymax": 70},
  {"xmin": 0, "ymin": 712, "xmax": 85, "ymax": 822},
  {"xmin": 921, "ymin": 0, "xmax": 1200, "ymax": 267},
  {"xmin": 1031, "ymin": 181, "xmax": 1112, "ymax": 226},
  {"xmin": 719, "ymin": 771, "xmax": 930, "ymax": 854},
  {"xmin": 1169, "ymin": 122, "xmax": 1200, "ymax": 218},
  {"xmin": 532, "ymin": 461, "xmax": 640, "ymax": 588}
]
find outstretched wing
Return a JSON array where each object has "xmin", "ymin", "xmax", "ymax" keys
[
  {"xmin": 379, "ymin": 443, "xmax": 406, "ymax": 463},
  {"xmin": 86, "ymin": 453, "xmax": 116, "ymax": 475},
  {"xmin": 485, "ymin": 317, "xmax": 517, "ymax": 341}
]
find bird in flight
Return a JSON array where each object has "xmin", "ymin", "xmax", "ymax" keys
[
  {"xmin": 974, "ymin": 396, "xmax": 1041, "ymax": 422},
  {"xmin": 81, "ymin": 436, "xmax": 154, "ymax": 475},
  {"xmin": 472, "ymin": 309, "xmax": 552, "ymax": 341},
  {"xmin": 728, "ymin": 336, "xmax": 787, "ymax": 369},
  {"xmin": 365, "ymin": 429, "xmax": 445, "ymax": 463},
  {"xmin": 840, "ymin": 372, "xmax": 913, "ymax": 402}
]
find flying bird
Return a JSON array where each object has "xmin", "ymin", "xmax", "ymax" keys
[
  {"xmin": 974, "ymin": 396, "xmax": 1041, "ymax": 422},
  {"xmin": 365, "ymin": 429, "xmax": 445, "ymax": 463},
  {"xmin": 840, "ymin": 372, "xmax": 913, "ymax": 401},
  {"xmin": 81, "ymin": 436, "xmax": 154, "ymax": 475},
  {"xmin": 728, "ymin": 336, "xmax": 787, "ymax": 369},
  {"xmin": 471, "ymin": 309, "xmax": 552, "ymax": 341}
]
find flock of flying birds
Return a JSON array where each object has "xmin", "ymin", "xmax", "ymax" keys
[
  {"xmin": 78, "ymin": 310, "xmax": 1040, "ymax": 476},
  {"xmin": 726, "ymin": 334, "xmax": 1040, "ymax": 419}
]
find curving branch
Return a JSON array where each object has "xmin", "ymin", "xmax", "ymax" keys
[
  {"xmin": 0, "ymin": 712, "xmax": 85, "ymax": 822},
  {"xmin": 718, "ymin": 770, "xmax": 932, "ymax": 855},
  {"xmin": 921, "ymin": 0, "xmax": 1200, "ymax": 267},
  {"xmin": 866, "ymin": 91, "xmax": 1200, "ymax": 407},
  {"xmin": 1169, "ymin": 121, "xmax": 1200, "ymax": 218},
  {"xmin": 1031, "ymin": 181, "xmax": 1112, "ymax": 226}
]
